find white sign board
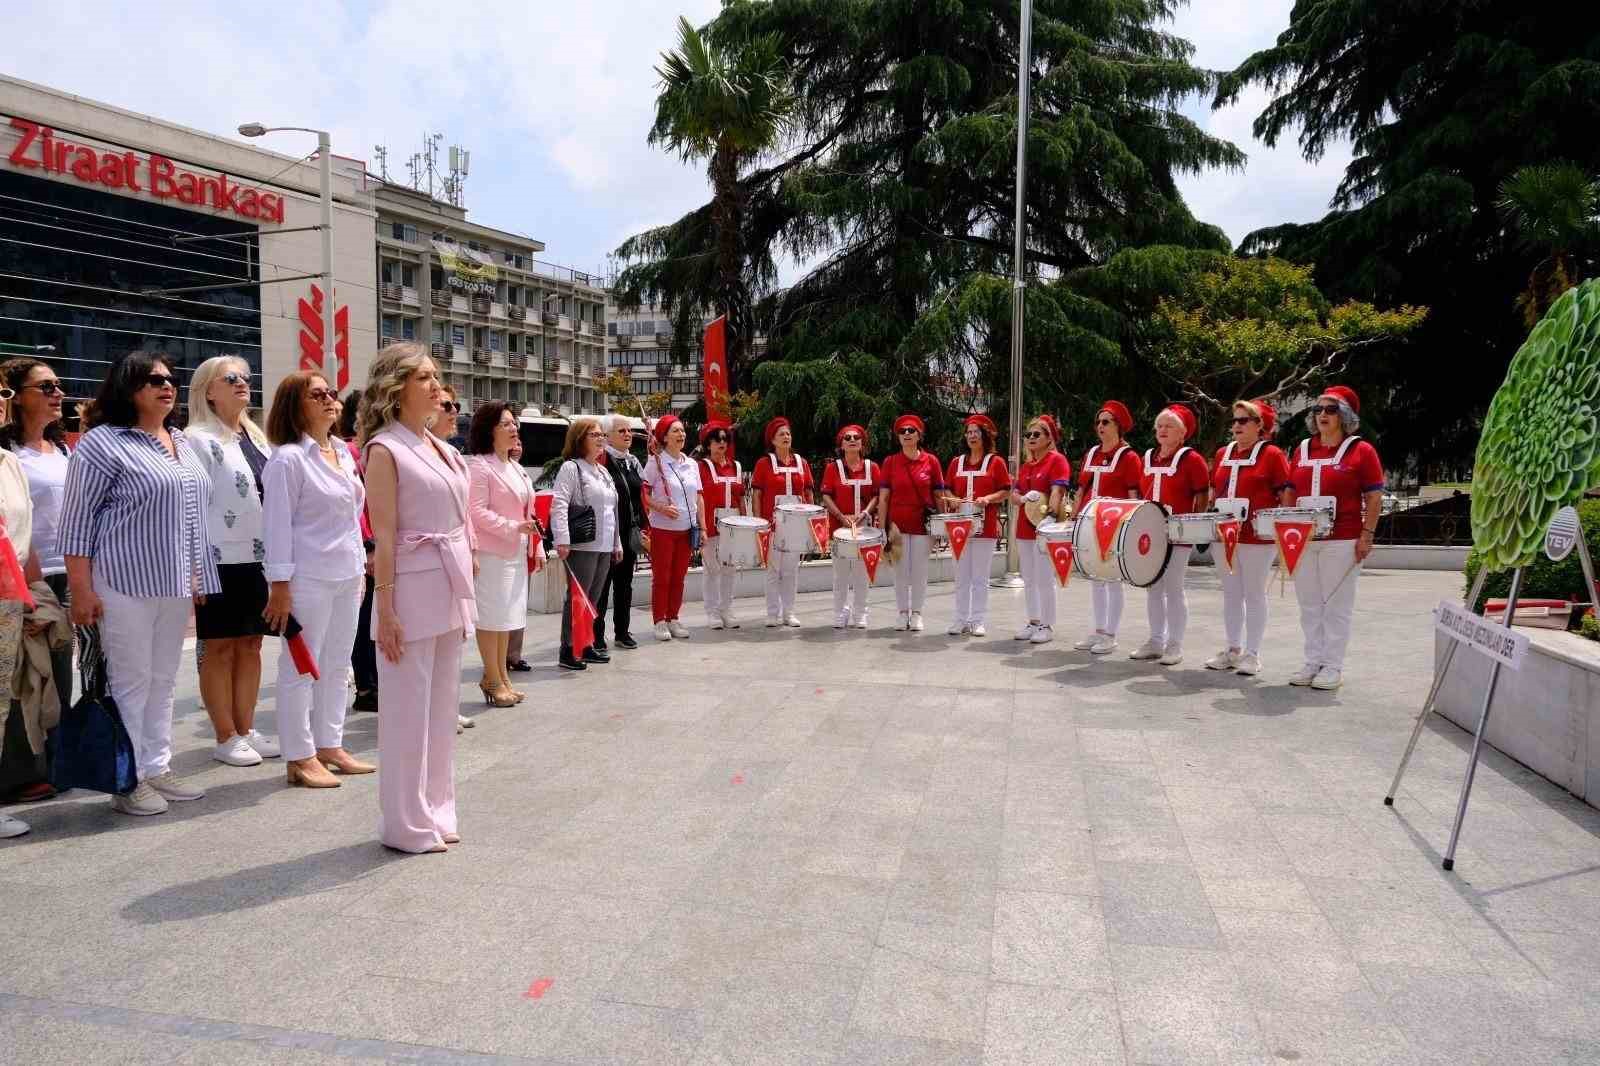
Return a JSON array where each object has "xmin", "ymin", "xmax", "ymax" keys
[
  {"xmin": 1545, "ymin": 506, "xmax": 1580, "ymax": 562},
  {"xmin": 1434, "ymin": 600, "xmax": 1530, "ymax": 672}
]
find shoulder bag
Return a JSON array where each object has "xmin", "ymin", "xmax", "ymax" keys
[
  {"xmin": 564, "ymin": 461, "xmax": 597, "ymax": 545},
  {"xmin": 658, "ymin": 454, "xmax": 703, "ymax": 552}
]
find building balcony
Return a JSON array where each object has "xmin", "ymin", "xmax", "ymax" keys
[
  {"xmin": 470, "ymin": 296, "xmax": 492, "ymax": 315},
  {"xmin": 507, "ymin": 305, "xmax": 526, "ymax": 322},
  {"xmin": 616, "ymin": 334, "xmax": 632, "ymax": 348},
  {"xmin": 508, "ymin": 352, "xmax": 528, "ymax": 370},
  {"xmin": 402, "ymin": 286, "xmax": 419, "ymax": 306},
  {"xmin": 471, "ymin": 348, "xmax": 491, "ymax": 366},
  {"xmin": 544, "ymin": 358, "xmax": 561, "ymax": 374},
  {"xmin": 542, "ymin": 311, "xmax": 559, "ymax": 326},
  {"xmin": 430, "ymin": 289, "xmax": 451, "ymax": 309},
  {"xmin": 656, "ymin": 331, "xmax": 673, "ymax": 345},
  {"xmin": 430, "ymin": 342, "xmax": 451, "ymax": 361},
  {"xmin": 380, "ymin": 282, "xmax": 403, "ymax": 302}
]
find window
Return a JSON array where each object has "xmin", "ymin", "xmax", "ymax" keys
[
  {"xmin": 508, "ymin": 334, "xmax": 520, "ymax": 354},
  {"xmin": 390, "ymin": 222, "xmax": 417, "ymax": 243},
  {"xmin": 608, "ymin": 322, "xmax": 617, "ymax": 335},
  {"xmin": 473, "ymin": 327, "xmax": 487, "ymax": 347},
  {"xmin": 509, "ymin": 381, "xmax": 522, "ymax": 403},
  {"xmin": 489, "ymin": 331, "xmax": 503, "ymax": 352},
  {"xmin": 451, "ymin": 324, "xmax": 466, "ymax": 346},
  {"xmin": 402, "ymin": 264, "xmax": 416, "ymax": 287},
  {"xmin": 430, "ymin": 266, "xmax": 445, "ymax": 290},
  {"xmin": 506, "ymin": 286, "xmax": 519, "ymax": 306},
  {"xmin": 431, "ymin": 322, "xmax": 446, "ymax": 343},
  {"xmin": 381, "ymin": 315, "xmax": 398, "ymax": 339},
  {"xmin": 402, "ymin": 319, "xmax": 416, "ymax": 340},
  {"xmin": 381, "ymin": 261, "xmax": 398, "ymax": 284}
]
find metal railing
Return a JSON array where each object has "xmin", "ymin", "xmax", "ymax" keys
[
  {"xmin": 506, "ymin": 305, "xmax": 526, "ymax": 322},
  {"xmin": 471, "ymin": 347, "xmax": 492, "ymax": 366},
  {"xmin": 430, "ymin": 289, "xmax": 451, "ymax": 309},
  {"xmin": 429, "ymin": 342, "xmax": 450, "ymax": 361},
  {"xmin": 380, "ymin": 282, "xmax": 403, "ymax": 301}
]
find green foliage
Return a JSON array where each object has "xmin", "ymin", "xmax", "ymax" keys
[
  {"xmin": 1580, "ymin": 610, "xmax": 1599, "ymax": 641},
  {"xmin": 1497, "ymin": 162, "xmax": 1600, "ymax": 326},
  {"xmin": 1464, "ymin": 499, "xmax": 1600, "ymax": 612}
]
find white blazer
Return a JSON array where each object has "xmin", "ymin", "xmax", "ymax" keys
[{"xmin": 186, "ymin": 423, "xmax": 272, "ymax": 566}]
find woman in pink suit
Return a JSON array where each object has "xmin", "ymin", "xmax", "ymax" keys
[{"xmin": 361, "ymin": 343, "xmax": 478, "ymax": 854}]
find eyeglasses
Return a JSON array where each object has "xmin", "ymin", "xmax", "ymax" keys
[
  {"xmin": 307, "ymin": 388, "xmax": 337, "ymax": 403},
  {"xmin": 1231, "ymin": 415, "xmax": 1258, "ymax": 425},
  {"xmin": 584, "ymin": 431, "xmax": 604, "ymax": 439},
  {"xmin": 1095, "ymin": 418, "xmax": 1114, "ymax": 427},
  {"xmin": 1313, "ymin": 404, "xmax": 1342, "ymax": 416},
  {"xmin": 221, "ymin": 370, "xmax": 249, "ymax": 386},
  {"xmin": 898, "ymin": 427, "xmax": 919, "ymax": 436},
  {"xmin": 1024, "ymin": 430, "xmax": 1046, "ymax": 439},
  {"xmin": 840, "ymin": 434, "xmax": 861, "ymax": 443},
  {"xmin": 20, "ymin": 380, "xmax": 62, "ymax": 395},
  {"xmin": 706, "ymin": 431, "xmax": 729, "ymax": 443},
  {"xmin": 440, "ymin": 400, "xmax": 460, "ymax": 412},
  {"xmin": 144, "ymin": 373, "xmax": 175, "ymax": 390}
]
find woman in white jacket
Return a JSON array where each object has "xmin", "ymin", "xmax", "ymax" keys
[{"xmin": 184, "ymin": 356, "xmax": 280, "ymax": 768}]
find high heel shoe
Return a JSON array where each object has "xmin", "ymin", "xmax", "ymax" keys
[
  {"xmin": 495, "ymin": 683, "xmax": 524, "ymax": 705},
  {"xmin": 287, "ymin": 758, "xmax": 340, "ymax": 788},
  {"xmin": 317, "ymin": 748, "xmax": 376, "ymax": 775},
  {"xmin": 479, "ymin": 682, "xmax": 516, "ymax": 708}
]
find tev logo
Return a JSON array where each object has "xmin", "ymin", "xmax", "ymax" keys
[{"xmin": 298, "ymin": 284, "xmax": 349, "ymax": 389}]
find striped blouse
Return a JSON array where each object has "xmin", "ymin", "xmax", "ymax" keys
[{"xmin": 58, "ymin": 424, "xmax": 221, "ymax": 598}]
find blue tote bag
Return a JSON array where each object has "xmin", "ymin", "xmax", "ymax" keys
[{"xmin": 48, "ymin": 624, "xmax": 137, "ymax": 796}]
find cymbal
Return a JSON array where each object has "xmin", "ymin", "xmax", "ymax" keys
[{"xmin": 1023, "ymin": 496, "xmax": 1053, "ymax": 528}]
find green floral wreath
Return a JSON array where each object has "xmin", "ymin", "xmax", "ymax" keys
[{"xmin": 1471, "ymin": 279, "xmax": 1600, "ymax": 571}]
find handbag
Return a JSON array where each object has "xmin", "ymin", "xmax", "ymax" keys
[
  {"xmin": 564, "ymin": 460, "xmax": 597, "ymax": 544},
  {"xmin": 656, "ymin": 453, "xmax": 703, "ymax": 551},
  {"xmin": 47, "ymin": 625, "xmax": 137, "ymax": 796}
]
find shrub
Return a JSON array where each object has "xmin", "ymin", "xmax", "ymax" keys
[
  {"xmin": 1581, "ymin": 609, "xmax": 1599, "ymax": 642},
  {"xmin": 1463, "ymin": 498, "xmax": 1600, "ymax": 615}
]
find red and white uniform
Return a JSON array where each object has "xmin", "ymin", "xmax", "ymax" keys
[
  {"xmin": 698, "ymin": 457, "xmax": 745, "ymax": 535},
  {"xmin": 1210, "ymin": 440, "xmax": 1292, "ymax": 656},
  {"xmin": 820, "ymin": 458, "xmax": 881, "ymax": 534},
  {"xmin": 1013, "ymin": 449, "xmax": 1072, "ymax": 628},
  {"xmin": 1013, "ymin": 451, "xmax": 1072, "ymax": 541},
  {"xmin": 1288, "ymin": 435, "xmax": 1385, "ymax": 671},
  {"xmin": 879, "ymin": 450, "xmax": 945, "ymax": 536},
  {"xmin": 946, "ymin": 452, "xmax": 1012, "ymax": 540},
  {"xmin": 1139, "ymin": 447, "xmax": 1210, "ymax": 514},
  {"xmin": 1078, "ymin": 444, "xmax": 1142, "ymax": 502},
  {"xmin": 751, "ymin": 451, "xmax": 813, "ymax": 620},
  {"xmin": 1288, "ymin": 437, "xmax": 1383, "ymax": 542},
  {"xmin": 1211, "ymin": 441, "xmax": 1291, "ymax": 545}
]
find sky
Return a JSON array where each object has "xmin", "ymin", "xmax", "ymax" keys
[{"xmin": 2, "ymin": 0, "xmax": 1350, "ymax": 281}]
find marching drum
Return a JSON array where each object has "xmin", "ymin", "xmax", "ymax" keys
[
  {"xmin": 773, "ymin": 502, "xmax": 825, "ymax": 553},
  {"xmin": 1252, "ymin": 505, "xmax": 1334, "ymax": 541},
  {"xmin": 831, "ymin": 525, "xmax": 885, "ymax": 558},
  {"xmin": 1034, "ymin": 516, "xmax": 1080, "ymax": 569},
  {"xmin": 1071, "ymin": 498, "xmax": 1172, "ymax": 588},
  {"xmin": 926, "ymin": 512, "xmax": 976, "ymax": 545},
  {"xmin": 1167, "ymin": 511, "xmax": 1221, "ymax": 546},
  {"xmin": 716, "ymin": 516, "xmax": 769, "ymax": 567}
]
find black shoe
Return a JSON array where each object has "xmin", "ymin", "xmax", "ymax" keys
[
  {"xmin": 592, "ymin": 637, "xmax": 608, "ymax": 654},
  {"xmin": 558, "ymin": 653, "xmax": 587, "ymax": 671},
  {"xmin": 582, "ymin": 647, "xmax": 610, "ymax": 664},
  {"xmin": 507, "ymin": 659, "xmax": 532, "ymax": 673},
  {"xmin": 351, "ymin": 689, "xmax": 378, "ymax": 713},
  {"xmin": 614, "ymin": 634, "xmax": 639, "ymax": 650}
]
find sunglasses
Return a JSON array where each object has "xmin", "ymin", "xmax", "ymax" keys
[
  {"xmin": 221, "ymin": 370, "xmax": 249, "ymax": 386},
  {"xmin": 840, "ymin": 434, "xmax": 861, "ymax": 443},
  {"xmin": 144, "ymin": 373, "xmax": 175, "ymax": 390},
  {"xmin": 1231, "ymin": 415, "xmax": 1258, "ymax": 425},
  {"xmin": 1313, "ymin": 404, "xmax": 1342, "ymax": 416},
  {"xmin": 898, "ymin": 427, "xmax": 919, "ymax": 436},
  {"xmin": 307, "ymin": 387, "xmax": 337, "ymax": 403},
  {"xmin": 706, "ymin": 431, "xmax": 729, "ymax": 443},
  {"xmin": 1024, "ymin": 430, "xmax": 1046, "ymax": 439},
  {"xmin": 1095, "ymin": 418, "xmax": 1114, "ymax": 427},
  {"xmin": 440, "ymin": 400, "xmax": 460, "ymax": 412},
  {"xmin": 20, "ymin": 380, "xmax": 63, "ymax": 395}
]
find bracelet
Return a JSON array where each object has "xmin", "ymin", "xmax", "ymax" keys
[
  {"xmin": 374, "ymin": 581, "xmax": 396, "ymax": 592},
  {"xmin": 1359, "ymin": 530, "xmax": 1375, "ymax": 538}
]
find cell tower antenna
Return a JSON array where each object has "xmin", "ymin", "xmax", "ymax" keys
[
  {"xmin": 446, "ymin": 144, "xmax": 471, "ymax": 207},
  {"xmin": 373, "ymin": 145, "xmax": 389, "ymax": 182},
  {"xmin": 405, "ymin": 152, "xmax": 422, "ymax": 191}
]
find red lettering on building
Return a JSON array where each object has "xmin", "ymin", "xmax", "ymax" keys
[{"xmin": 298, "ymin": 284, "xmax": 350, "ymax": 390}]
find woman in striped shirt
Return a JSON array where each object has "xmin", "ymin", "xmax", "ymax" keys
[{"xmin": 60, "ymin": 353, "xmax": 220, "ymax": 818}]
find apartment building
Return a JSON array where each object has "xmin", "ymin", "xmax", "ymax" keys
[{"xmin": 374, "ymin": 182, "xmax": 607, "ymax": 418}]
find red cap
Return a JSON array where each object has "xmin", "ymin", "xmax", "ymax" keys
[
  {"xmin": 1158, "ymin": 403, "xmax": 1197, "ymax": 440},
  {"xmin": 698, "ymin": 419, "xmax": 732, "ymax": 446},
  {"xmin": 1320, "ymin": 385, "xmax": 1359, "ymax": 414},
  {"xmin": 964, "ymin": 414, "xmax": 998, "ymax": 438},
  {"xmin": 893, "ymin": 413, "xmax": 925, "ymax": 437},
  {"xmin": 763, "ymin": 416, "xmax": 791, "ymax": 447},
  {"xmin": 652, "ymin": 414, "xmax": 680, "ymax": 444},
  {"xmin": 1031, "ymin": 414, "xmax": 1061, "ymax": 443},
  {"xmin": 1099, "ymin": 400, "xmax": 1133, "ymax": 434},
  {"xmin": 1236, "ymin": 399, "xmax": 1277, "ymax": 436},
  {"xmin": 836, "ymin": 423, "xmax": 868, "ymax": 448}
]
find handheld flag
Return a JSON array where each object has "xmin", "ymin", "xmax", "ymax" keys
[
  {"xmin": 285, "ymin": 632, "xmax": 320, "ymax": 680},
  {"xmin": 568, "ymin": 571, "xmax": 597, "ymax": 657},
  {"xmin": 810, "ymin": 514, "xmax": 831, "ymax": 553},
  {"xmin": 947, "ymin": 518, "xmax": 973, "ymax": 561},
  {"xmin": 0, "ymin": 535, "xmax": 33, "ymax": 609},
  {"xmin": 1046, "ymin": 540, "xmax": 1075, "ymax": 588},
  {"xmin": 860, "ymin": 541, "xmax": 883, "ymax": 583},
  {"xmin": 1273, "ymin": 521, "xmax": 1314, "ymax": 577},
  {"xmin": 755, "ymin": 527, "xmax": 772, "ymax": 568},
  {"xmin": 1216, "ymin": 518, "xmax": 1241, "ymax": 574}
]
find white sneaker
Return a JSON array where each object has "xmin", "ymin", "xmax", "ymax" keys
[
  {"xmin": 1158, "ymin": 643, "xmax": 1184, "ymax": 666},
  {"xmin": 1129, "ymin": 640, "xmax": 1164, "ymax": 661},
  {"xmin": 947, "ymin": 620, "xmax": 967, "ymax": 636},
  {"xmin": 909, "ymin": 613, "xmax": 924, "ymax": 632},
  {"xmin": 970, "ymin": 623, "xmax": 986, "ymax": 637},
  {"xmin": 766, "ymin": 615, "xmax": 782, "ymax": 628},
  {"xmin": 458, "ymin": 714, "xmax": 475, "ymax": 729},
  {"xmin": 833, "ymin": 612, "xmax": 849, "ymax": 630},
  {"xmin": 1029, "ymin": 625, "xmax": 1054, "ymax": 644},
  {"xmin": 1089, "ymin": 635, "xmax": 1119, "ymax": 655},
  {"xmin": 0, "ymin": 813, "xmax": 29, "ymax": 838},
  {"xmin": 1311, "ymin": 667, "xmax": 1343, "ymax": 690},
  {"xmin": 655, "ymin": 621, "xmax": 673, "ymax": 641},
  {"xmin": 146, "ymin": 770, "xmax": 204, "ymax": 802},
  {"xmin": 783, "ymin": 613, "xmax": 802, "ymax": 628},
  {"xmin": 1235, "ymin": 653, "xmax": 1262, "ymax": 676},
  {"xmin": 1204, "ymin": 648, "xmax": 1239, "ymax": 671},
  {"xmin": 1072, "ymin": 633, "xmax": 1099, "ymax": 650},
  {"xmin": 896, "ymin": 612, "xmax": 911, "ymax": 632},
  {"xmin": 1015, "ymin": 623, "xmax": 1039, "ymax": 641},
  {"xmin": 850, "ymin": 616, "xmax": 868, "ymax": 629},
  {"xmin": 112, "ymin": 781, "xmax": 169, "ymax": 816},
  {"xmin": 245, "ymin": 730, "xmax": 280, "ymax": 759},
  {"xmin": 668, "ymin": 621, "xmax": 690, "ymax": 639},
  {"xmin": 212, "ymin": 735, "xmax": 262, "ymax": 767},
  {"xmin": 722, "ymin": 611, "xmax": 740, "ymax": 630},
  {"xmin": 709, "ymin": 616, "xmax": 725, "ymax": 630},
  {"xmin": 1288, "ymin": 664, "xmax": 1319, "ymax": 686}
]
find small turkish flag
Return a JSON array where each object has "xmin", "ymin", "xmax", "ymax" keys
[
  {"xmin": 1094, "ymin": 502, "xmax": 1132, "ymax": 561},
  {"xmin": 1047, "ymin": 541, "xmax": 1074, "ymax": 588},
  {"xmin": 860, "ymin": 541, "xmax": 883, "ymax": 583},
  {"xmin": 1216, "ymin": 518, "xmax": 1240, "ymax": 573},
  {"xmin": 810, "ymin": 514, "xmax": 831, "ymax": 553},
  {"xmin": 285, "ymin": 632, "xmax": 320, "ymax": 679},
  {"xmin": 755, "ymin": 527, "xmax": 772, "ymax": 568},
  {"xmin": 1274, "ymin": 521, "xmax": 1315, "ymax": 577},
  {"xmin": 947, "ymin": 518, "xmax": 973, "ymax": 561},
  {"xmin": 0, "ymin": 523, "xmax": 34, "ymax": 610},
  {"xmin": 568, "ymin": 571, "xmax": 597, "ymax": 657}
]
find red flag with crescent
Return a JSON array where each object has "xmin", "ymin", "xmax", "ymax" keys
[
  {"xmin": 1273, "ymin": 521, "xmax": 1314, "ymax": 577},
  {"xmin": 860, "ymin": 541, "xmax": 883, "ymax": 583},
  {"xmin": 1094, "ymin": 502, "xmax": 1134, "ymax": 561},
  {"xmin": 947, "ymin": 518, "xmax": 973, "ymax": 561},
  {"xmin": 703, "ymin": 316, "xmax": 730, "ymax": 422},
  {"xmin": 1047, "ymin": 541, "xmax": 1075, "ymax": 588},
  {"xmin": 755, "ymin": 527, "xmax": 772, "ymax": 568},
  {"xmin": 810, "ymin": 514, "xmax": 831, "ymax": 553},
  {"xmin": 1216, "ymin": 518, "xmax": 1241, "ymax": 573}
]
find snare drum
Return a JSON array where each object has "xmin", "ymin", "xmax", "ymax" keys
[
  {"xmin": 831, "ymin": 525, "xmax": 885, "ymax": 558},
  {"xmin": 774, "ymin": 502, "xmax": 825, "ymax": 553},
  {"xmin": 1252, "ymin": 505, "xmax": 1334, "ymax": 541},
  {"xmin": 716, "ymin": 516, "xmax": 769, "ymax": 567},
  {"xmin": 1071, "ymin": 498, "xmax": 1171, "ymax": 588},
  {"xmin": 926, "ymin": 512, "xmax": 976, "ymax": 545},
  {"xmin": 1034, "ymin": 516, "xmax": 1080, "ymax": 569},
  {"xmin": 1167, "ymin": 511, "xmax": 1221, "ymax": 546}
]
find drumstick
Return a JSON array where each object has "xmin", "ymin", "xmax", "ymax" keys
[{"xmin": 1322, "ymin": 559, "xmax": 1362, "ymax": 606}]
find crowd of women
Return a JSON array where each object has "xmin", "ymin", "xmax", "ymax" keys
[{"xmin": 0, "ymin": 341, "xmax": 1383, "ymax": 848}]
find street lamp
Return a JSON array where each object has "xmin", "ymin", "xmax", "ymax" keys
[
  {"xmin": 238, "ymin": 122, "xmax": 335, "ymax": 384},
  {"xmin": 999, "ymin": 0, "xmax": 1033, "ymax": 589}
]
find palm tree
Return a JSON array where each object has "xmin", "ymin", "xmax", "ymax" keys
[
  {"xmin": 1497, "ymin": 162, "xmax": 1600, "ymax": 326},
  {"xmin": 649, "ymin": 16, "xmax": 790, "ymax": 391}
]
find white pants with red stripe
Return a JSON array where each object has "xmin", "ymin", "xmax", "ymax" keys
[
  {"xmin": 953, "ymin": 537, "xmax": 997, "ymax": 626},
  {"xmin": 1143, "ymin": 546, "xmax": 1192, "ymax": 647},
  {"xmin": 1219, "ymin": 543, "xmax": 1275, "ymax": 654},
  {"xmin": 1292, "ymin": 539, "xmax": 1362, "ymax": 670}
]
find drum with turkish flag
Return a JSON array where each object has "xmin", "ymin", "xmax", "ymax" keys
[
  {"xmin": 1216, "ymin": 517, "xmax": 1241, "ymax": 573},
  {"xmin": 755, "ymin": 527, "xmax": 772, "ymax": 568},
  {"xmin": 1273, "ymin": 520, "xmax": 1315, "ymax": 576},
  {"xmin": 809, "ymin": 514, "xmax": 831, "ymax": 553},
  {"xmin": 860, "ymin": 540, "xmax": 883, "ymax": 583}
]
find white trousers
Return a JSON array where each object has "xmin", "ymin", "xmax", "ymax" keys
[
  {"xmin": 765, "ymin": 551, "xmax": 800, "ymax": 617},
  {"xmin": 702, "ymin": 539, "xmax": 737, "ymax": 622},
  {"xmin": 1292, "ymin": 539, "xmax": 1361, "ymax": 670},
  {"xmin": 832, "ymin": 552, "xmax": 870, "ymax": 622},
  {"xmin": 1019, "ymin": 542, "xmax": 1057, "ymax": 626},
  {"xmin": 1144, "ymin": 546, "xmax": 1192, "ymax": 647},
  {"xmin": 1091, "ymin": 579, "xmax": 1125, "ymax": 635},
  {"xmin": 893, "ymin": 535, "xmax": 930, "ymax": 613},
  {"xmin": 94, "ymin": 574, "xmax": 189, "ymax": 781},
  {"xmin": 953, "ymin": 537, "xmax": 997, "ymax": 626},
  {"xmin": 1219, "ymin": 543, "xmax": 1275, "ymax": 654},
  {"xmin": 277, "ymin": 574, "xmax": 362, "ymax": 762}
]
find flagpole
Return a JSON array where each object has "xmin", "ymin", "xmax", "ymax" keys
[{"xmin": 997, "ymin": 0, "xmax": 1033, "ymax": 591}]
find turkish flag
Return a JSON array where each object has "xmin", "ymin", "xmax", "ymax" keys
[
  {"xmin": 947, "ymin": 518, "xmax": 973, "ymax": 561},
  {"xmin": 810, "ymin": 514, "xmax": 831, "ymax": 553},
  {"xmin": 285, "ymin": 632, "xmax": 320, "ymax": 680},
  {"xmin": 1047, "ymin": 541, "xmax": 1075, "ymax": 588},
  {"xmin": 860, "ymin": 541, "xmax": 883, "ymax": 583},
  {"xmin": 703, "ymin": 316, "xmax": 730, "ymax": 422},
  {"xmin": 0, "ymin": 523, "xmax": 34, "ymax": 610},
  {"xmin": 1273, "ymin": 521, "xmax": 1315, "ymax": 577},
  {"xmin": 568, "ymin": 571, "xmax": 597, "ymax": 656},
  {"xmin": 1216, "ymin": 518, "xmax": 1240, "ymax": 573},
  {"xmin": 1094, "ymin": 502, "xmax": 1133, "ymax": 561},
  {"xmin": 755, "ymin": 527, "xmax": 772, "ymax": 568}
]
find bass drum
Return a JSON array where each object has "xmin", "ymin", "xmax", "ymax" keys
[{"xmin": 1071, "ymin": 498, "xmax": 1172, "ymax": 588}]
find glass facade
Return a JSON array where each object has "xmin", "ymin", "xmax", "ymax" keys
[{"xmin": 0, "ymin": 168, "xmax": 263, "ymax": 418}]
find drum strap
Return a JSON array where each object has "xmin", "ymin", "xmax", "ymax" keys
[
  {"xmin": 769, "ymin": 452, "xmax": 804, "ymax": 497},
  {"xmin": 1083, "ymin": 444, "xmax": 1130, "ymax": 498},
  {"xmin": 953, "ymin": 453, "xmax": 995, "ymax": 501},
  {"xmin": 833, "ymin": 458, "xmax": 875, "ymax": 516},
  {"xmin": 1219, "ymin": 440, "xmax": 1266, "ymax": 499},
  {"xmin": 703, "ymin": 459, "xmax": 741, "ymax": 510},
  {"xmin": 1142, "ymin": 446, "xmax": 1191, "ymax": 500},
  {"xmin": 1297, "ymin": 436, "xmax": 1360, "ymax": 496}
]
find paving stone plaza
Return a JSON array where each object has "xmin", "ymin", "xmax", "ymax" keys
[{"xmin": 3, "ymin": 566, "xmax": 1600, "ymax": 1065}]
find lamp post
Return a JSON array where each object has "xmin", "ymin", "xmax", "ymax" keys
[
  {"xmin": 999, "ymin": 0, "xmax": 1034, "ymax": 588},
  {"xmin": 238, "ymin": 123, "xmax": 335, "ymax": 384}
]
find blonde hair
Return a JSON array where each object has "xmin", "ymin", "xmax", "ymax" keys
[
  {"xmin": 187, "ymin": 355, "xmax": 267, "ymax": 446},
  {"xmin": 561, "ymin": 417, "xmax": 602, "ymax": 461},
  {"xmin": 360, "ymin": 342, "xmax": 431, "ymax": 443}
]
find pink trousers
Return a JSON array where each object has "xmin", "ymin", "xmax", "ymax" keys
[{"xmin": 377, "ymin": 628, "xmax": 462, "ymax": 852}]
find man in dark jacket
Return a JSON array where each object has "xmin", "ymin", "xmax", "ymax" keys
[{"xmin": 597, "ymin": 414, "xmax": 645, "ymax": 650}]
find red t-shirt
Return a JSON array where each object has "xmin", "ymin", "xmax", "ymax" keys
[
  {"xmin": 1078, "ymin": 445, "xmax": 1143, "ymax": 501},
  {"xmin": 1015, "ymin": 450, "xmax": 1073, "ymax": 540},
  {"xmin": 880, "ymin": 450, "xmax": 945, "ymax": 535},
  {"xmin": 945, "ymin": 452, "xmax": 1013, "ymax": 539},
  {"xmin": 698, "ymin": 457, "xmax": 745, "ymax": 537},
  {"xmin": 1139, "ymin": 447, "xmax": 1211, "ymax": 514},
  {"xmin": 750, "ymin": 453, "xmax": 814, "ymax": 524},
  {"xmin": 1288, "ymin": 437, "xmax": 1384, "ymax": 540},
  {"xmin": 1211, "ymin": 442, "xmax": 1292, "ymax": 544},
  {"xmin": 819, "ymin": 457, "xmax": 882, "ymax": 534}
]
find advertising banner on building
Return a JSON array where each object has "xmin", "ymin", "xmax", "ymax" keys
[{"xmin": 431, "ymin": 238, "xmax": 497, "ymax": 294}]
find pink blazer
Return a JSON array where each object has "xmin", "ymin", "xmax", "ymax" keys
[
  {"xmin": 368, "ymin": 424, "xmax": 477, "ymax": 640},
  {"xmin": 467, "ymin": 454, "xmax": 533, "ymax": 559}
]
